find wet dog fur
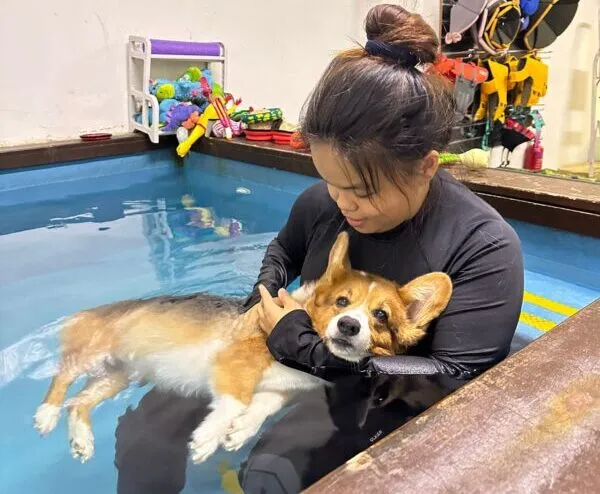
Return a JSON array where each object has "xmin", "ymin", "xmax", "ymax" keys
[{"xmin": 34, "ymin": 232, "xmax": 452, "ymax": 463}]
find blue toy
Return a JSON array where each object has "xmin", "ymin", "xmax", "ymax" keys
[
  {"xmin": 149, "ymin": 80, "xmax": 203, "ymax": 102},
  {"xmin": 134, "ymin": 98, "xmax": 179, "ymax": 126},
  {"xmin": 149, "ymin": 68, "xmax": 216, "ymax": 103}
]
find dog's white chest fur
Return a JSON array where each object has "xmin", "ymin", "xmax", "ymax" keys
[{"xmin": 125, "ymin": 340, "xmax": 225, "ymax": 397}]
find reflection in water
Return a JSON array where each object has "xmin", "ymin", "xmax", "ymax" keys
[
  {"xmin": 140, "ymin": 197, "xmax": 276, "ymax": 298},
  {"xmin": 0, "ymin": 156, "xmax": 308, "ymax": 494}
]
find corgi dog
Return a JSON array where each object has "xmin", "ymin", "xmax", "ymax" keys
[{"xmin": 34, "ymin": 232, "xmax": 452, "ymax": 463}]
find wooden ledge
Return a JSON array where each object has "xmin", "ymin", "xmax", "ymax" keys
[
  {"xmin": 0, "ymin": 134, "xmax": 176, "ymax": 170},
  {"xmin": 306, "ymin": 298, "xmax": 600, "ymax": 494},
  {"xmin": 194, "ymin": 138, "xmax": 600, "ymax": 237}
]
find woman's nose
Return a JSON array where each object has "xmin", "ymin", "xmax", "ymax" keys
[{"xmin": 335, "ymin": 190, "xmax": 358, "ymax": 213}]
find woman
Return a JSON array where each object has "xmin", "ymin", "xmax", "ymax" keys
[{"xmin": 115, "ymin": 5, "xmax": 524, "ymax": 493}]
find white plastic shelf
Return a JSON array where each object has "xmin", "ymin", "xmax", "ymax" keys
[{"xmin": 127, "ymin": 36, "xmax": 227, "ymax": 143}]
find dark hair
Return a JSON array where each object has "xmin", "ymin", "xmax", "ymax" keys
[{"xmin": 301, "ymin": 4, "xmax": 456, "ymax": 193}]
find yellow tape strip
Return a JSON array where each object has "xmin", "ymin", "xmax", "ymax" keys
[
  {"xmin": 523, "ymin": 292, "xmax": 578, "ymax": 317},
  {"xmin": 519, "ymin": 311, "xmax": 557, "ymax": 332}
]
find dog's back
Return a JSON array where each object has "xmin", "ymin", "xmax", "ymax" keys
[{"xmin": 60, "ymin": 293, "xmax": 244, "ymax": 357}]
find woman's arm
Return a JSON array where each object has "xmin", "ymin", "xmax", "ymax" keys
[
  {"xmin": 266, "ymin": 309, "xmax": 359, "ymax": 380},
  {"xmin": 266, "ymin": 219, "xmax": 524, "ymax": 382}
]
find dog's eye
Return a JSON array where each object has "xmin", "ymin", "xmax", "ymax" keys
[
  {"xmin": 373, "ymin": 309, "xmax": 388, "ymax": 323},
  {"xmin": 336, "ymin": 296, "xmax": 350, "ymax": 308}
]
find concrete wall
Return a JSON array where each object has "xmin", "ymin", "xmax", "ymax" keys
[{"xmin": 0, "ymin": 0, "xmax": 596, "ymax": 169}]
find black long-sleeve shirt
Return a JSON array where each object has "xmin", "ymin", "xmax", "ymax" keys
[{"xmin": 244, "ymin": 169, "xmax": 524, "ymax": 382}]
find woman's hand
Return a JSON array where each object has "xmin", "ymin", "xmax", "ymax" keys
[{"xmin": 257, "ymin": 285, "xmax": 303, "ymax": 335}]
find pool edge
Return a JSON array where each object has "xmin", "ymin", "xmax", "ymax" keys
[
  {"xmin": 305, "ymin": 298, "xmax": 600, "ymax": 494},
  {"xmin": 3, "ymin": 135, "xmax": 600, "ymax": 237}
]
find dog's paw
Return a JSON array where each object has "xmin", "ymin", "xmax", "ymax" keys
[
  {"xmin": 189, "ymin": 434, "xmax": 220, "ymax": 464},
  {"xmin": 34, "ymin": 404, "xmax": 61, "ymax": 436},
  {"xmin": 68, "ymin": 418, "xmax": 95, "ymax": 463},
  {"xmin": 223, "ymin": 413, "xmax": 262, "ymax": 452},
  {"xmin": 68, "ymin": 412, "xmax": 94, "ymax": 463}
]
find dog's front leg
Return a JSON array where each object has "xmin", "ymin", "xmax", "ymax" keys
[
  {"xmin": 222, "ymin": 391, "xmax": 289, "ymax": 452},
  {"xmin": 189, "ymin": 394, "xmax": 247, "ymax": 464}
]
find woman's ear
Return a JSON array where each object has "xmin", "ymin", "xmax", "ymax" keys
[{"xmin": 421, "ymin": 150, "xmax": 440, "ymax": 180}]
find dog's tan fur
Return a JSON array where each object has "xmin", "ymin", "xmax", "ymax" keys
[{"xmin": 34, "ymin": 232, "xmax": 452, "ymax": 463}]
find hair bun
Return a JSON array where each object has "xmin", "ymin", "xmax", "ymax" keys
[{"xmin": 365, "ymin": 4, "xmax": 439, "ymax": 65}]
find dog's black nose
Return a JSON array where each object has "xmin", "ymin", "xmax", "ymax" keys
[{"xmin": 337, "ymin": 316, "xmax": 360, "ymax": 336}]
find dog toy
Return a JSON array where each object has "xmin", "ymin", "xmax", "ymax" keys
[
  {"xmin": 238, "ymin": 108, "xmax": 283, "ymax": 128},
  {"xmin": 177, "ymin": 66, "xmax": 202, "ymax": 83},
  {"xmin": 211, "ymin": 94, "xmax": 234, "ymax": 139},
  {"xmin": 212, "ymin": 119, "xmax": 245, "ymax": 138},
  {"xmin": 290, "ymin": 131, "xmax": 309, "ymax": 150},
  {"xmin": 218, "ymin": 461, "xmax": 243, "ymax": 494},
  {"xmin": 163, "ymin": 103, "xmax": 202, "ymax": 132},
  {"xmin": 175, "ymin": 105, "xmax": 213, "ymax": 156},
  {"xmin": 272, "ymin": 121, "xmax": 298, "ymax": 145},
  {"xmin": 175, "ymin": 99, "xmax": 240, "ymax": 156},
  {"xmin": 150, "ymin": 80, "xmax": 206, "ymax": 103},
  {"xmin": 150, "ymin": 69, "xmax": 216, "ymax": 103},
  {"xmin": 234, "ymin": 108, "xmax": 284, "ymax": 141},
  {"xmin": 439, "ymin": 149, "xmax": 490, "ymax": 168},
  {"xmin": 176, "ymin": 85, "xmax": 241, "ymax": 156},
  {"xmin": 134, "ymin": 98, "xmax": 179, "ymax": 126}
]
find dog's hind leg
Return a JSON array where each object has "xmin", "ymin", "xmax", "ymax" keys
[
  {"xmin": 66, "ymin": 371, "xmax": 128, "ymax": 463},
  {"xmin": 34, "ymin": 356, "xmax": 88, "ymax": 436},
  {"xmin": 189, "ymin": 336, "xmax": 272, "ymax": 464},
  {"xmin": 35, "ymin": 312, "xmax": 114, "ymax": 436},
  {"xmin": 189, "ymin": 394, "xmax": 248, "ymax": 464},
  {"xmin": 223, "ymin": 390, "xmax": 289, "ymax": 452}
]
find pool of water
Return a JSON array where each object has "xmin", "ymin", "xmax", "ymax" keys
[{"xmin": 1, "ymin": 150, "xmax": 599, "ymax": 493}]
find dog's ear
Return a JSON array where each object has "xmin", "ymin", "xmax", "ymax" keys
[
  {"xmin": 324, "ymin": 232, "xmax": 351, "ymax": 283},
  {"xmin": 398, "ymin": 273, "xmax": 452, "ymax": 328}
]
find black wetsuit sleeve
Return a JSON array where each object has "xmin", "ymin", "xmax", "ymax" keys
[
  {"xmin": 266, "ymin": 309, "xmax": 441, "ymax": 381},
  {"xmin": 423, "ymin": 219, "xmax": 524, "ymax": 378},
  {"xmin": 266, "ymin": 310, "xmax": 359, "ymax": 381},
  {"xmin": 242, "ymin": 189, "xmax": 316, "ymax": 310},
  {"xmin": 267, "ymin": 219, "xmax": 524, "ymax": 381}
]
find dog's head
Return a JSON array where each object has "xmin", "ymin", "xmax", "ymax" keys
[{"xmin": 305, "ymin": 232, "xmax": 452, "ymax": 362}]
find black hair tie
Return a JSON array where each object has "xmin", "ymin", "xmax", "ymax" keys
[{"xmin": 365, "ymin": 39, "xmax": 419, "ymax": 68}]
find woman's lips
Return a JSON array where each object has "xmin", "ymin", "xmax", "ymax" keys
[{"xmin": 345, "ymin": 216, "xmax": 365, "ymax": 228}]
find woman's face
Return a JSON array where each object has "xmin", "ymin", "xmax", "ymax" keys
[{"xmin": 310, "ymin": 140, "xmax": 438, "ymax": 234}]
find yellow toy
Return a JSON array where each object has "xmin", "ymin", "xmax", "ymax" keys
[
  {"xmin": 218, "ymin": 461, "xmax": 243, "ymax": 494},
  {"xmin": 439, "ymin": 149, "xmax": 490, "ymax": 168},
  {"xmin": 176, "ymin": 96, "xmax": 239, "ymax": 158}
]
